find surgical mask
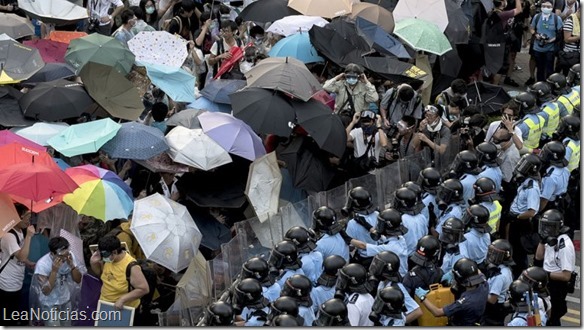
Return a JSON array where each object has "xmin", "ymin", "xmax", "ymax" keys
[
  {"xmin": 145, "ymin": 6, "xmax": 155, "ymax": 14},
  {"xmin": 346, "ymin": 77, "xmax": 358, "ymax": 85},
  {"xmin": 102, "ymin": 257, "xmax": 112, "ymax": 263},
  {"xmin": 541, "ymin": 7, "xmax": 553, "ymax": 14}
]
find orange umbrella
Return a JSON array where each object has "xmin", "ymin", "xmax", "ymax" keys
[
  {"xmin": 48, "ymin": 31, "xmax": 87, "ymax": 45},
  {"xmin": 0, "ymin": 142, "xmax": 57, "ymax": 169},
  {"xmin": 11, "ymin": 195, "xmax": 63, "ymax": 213},
  {"xmin": 0, "ymin": 192, "xmax": 20, "ymax": 238}
]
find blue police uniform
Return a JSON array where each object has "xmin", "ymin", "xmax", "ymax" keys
[
  {"xmin": 346, "ymin": 211, "xmax": 379, "ymax": 258},
  {"xmin": 442, "ymin": 281, "xmax": 489, "ymax": 326},
  {"xmin": 262, "ymin": 282, "xmax": 281, "ymax": 303},
  {"xmin": 300, "ymin": 250, "xmax": 324, "ymax": 285},
  {"xmin": 241, "ymin": 306, "xmax": 270, "ymax": 326},
  {"xmin": 477, "ymin": 166, "xmax": 503, "ymax": 193},
  {"xmin": 421, "ymin": 192, "xmax": 440, "ymax": 223},
  {"xmin": 540, "ymin": 165, "xmax": 570, "ymax": 204},
  {"xmin": 460, "ymin": 173, "xmax": 478, "ymax": 207},
  {"xmin": 298, "ymin": 305, "xmax": 316, "ymax": 326},
  {"xmin": 440, "ymin": 243, "xmax": 469, "ymax": 274},
  {"xmin": 506, "ymin": 312, "xmax": 529, "ymax": 326},
  {"xmin": 310, "ymin": 285, "xmax": 335, "ymax": 314},
  {"xmin": 275, "ymin": 268, "xmax": 305, "ymax": 288},
  {"xmin": 379, "ymin": 281, "xmax": 420, "ymax": 318},
  {"xmin": 510, "ymin": 178, "xmax": 541, "ymax": 215},
  {"xmin": 364, "ymin": 236, "xmax": 409, "ymax": 277},
  {"xmin": 401, "ymin": 213, "xmax": 429, "ymax": 256},
  {"xmin": 379, "ymin": 314, "xmax": 406, "ymax": 326},
  {"xmin": 315, "ymin": 233, "xmax": 350, "ymax": 262},
  {"xmin": 462, "ymin": 228, "xmax": 491, "ymax": 265},
  {"xmin": 436, "ymin": 203, "xmax": 464, "ymax": 236},
  {"xmin": 517, "ymin": 114, "xmax": 543, "ymax": 143},
  {"xmin": 487, "ymin": 265, "xmax": 512, "ymax": 303}
]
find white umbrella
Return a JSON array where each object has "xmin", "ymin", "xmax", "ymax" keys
[
  {"xmin": 165, "ymin": 126, "xmax": 232, "ymax": 171},
  {"xmin": 245, "ymin": 152, "xmax": 282, "ymax": 223},
  {"xmin": 11, "ymin": 122, "xmax": 69, "ymax": 146},
  {"xmin": 392, "ymin": 0, "xmax": 448, "ymax": 33},
  {"xmin": 131, "ymin": 193, "xmax": 203, "ymax": 273},
  {"xmin": 17, "ymin": 0, "xmax": 89, "ymax": 26},
  {"xmin": 266, "ymin": 15, "xmax": 329, "ymax": 36},
  {"xmin": 128, "ymin": 31, "xmax": 189, "ymax": 68}
]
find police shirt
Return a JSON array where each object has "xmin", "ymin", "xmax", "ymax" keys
[
  {"xmin": 462, "ymin": 228, "xmax": 491, "ymax": 265},
  {"xmin": 380, "ymin": 281, "xmax": 421, "ymax": 316},
  {"xmin": 275, "ymin": 268, "xmax": 305, "ymax": 288},
  {"xmin": 487, "ymin": 265, "xmax": 513, "ymax": 303},
  {"xmin": 310, "ymin": 285, "xmax": 335, "ymax": 313},
  {"xmin": 300, "ymin": 250, "xmax": 324, "ymax": 285},
  {"xmin": 262, "ymin": 282, "xmax": 281, "ymax": 303},
  {"xmin": 506, "ymin": 312, "xmax": 529, "ymax": 326},
  {"xmin": 401, "ymin": 213, "xmax": 429, "ymax": 256},
  {"xmin": 346, "ymin": 292, "xmax": 375, "ymax": 326},
  {"xmin": 510, "ymin": 178, "xmax": 541, "ymax": 214},
  {"xmin": 315, "ymin": 233, "xmax": 350, "ymax": 262},
  {"xmin": 241, "ymin": 306, "xmax": 270, "ymax": 326},
  {"xmin": 436, "ymin": 203, "xmax": 464, "ymax": 235},
  {"xmin": 543, "ymin": 234, "xmax": 576, "ymax": 273},
  {"xmin": 380, "ymin": 314, "xmax": 406, "ymax": 326},
  {"xmin": 421, "ymin": 192, "xmax": 440, "ymax": 222},
  {"xmin": 477, "ymin": 166, "xmax": 503, "ymax": 193},
  {"xmin": 460, "ymin": 173, "xmax": 478, "ymax": 207},
  {"xmin": 365, "ymin": 235, "xmax": 409, "ymax": 277},
  {"xmin": 346, "ymin": 211, "xmax": 379, "ymax": 257},
  {"xmin": 299, "ymin": 305, "xmax": 316, "ymax": 326},
  {"xmin": 540, "ymin": 165, "xmax": 569, "ymax": 202},
  {"xmin": 442, "ymin": 281, "xmax": 489, "ymax": 326},
  {"xmin": 441, "ymin": 243, "xmax": 469, "ymax": 274}
]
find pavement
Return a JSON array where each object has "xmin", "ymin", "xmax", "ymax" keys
[{"xmin": 563, "ymin": 230, "xmax": 581, "ymax": 327}]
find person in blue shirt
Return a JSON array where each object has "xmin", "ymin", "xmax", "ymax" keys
[
  {"xmin": 402, "ymin": 235, "xmax": 444, "ymax": 297},
  {"xmin": 336, "ymin": 264, "xmax": 375, "ymax": 326},
  {"xmin": 239, "ymin": 257, "xmax": 281, "ymax": 303},
  {"xmin": 530, "ymin": 1, "xmax": 563, "ymax": 81},
  {"xmin": 144, "ymin": 102, "xmax": 169, "ymax": 134},
  {"xmin": 446, "ymin": 150, "xmax": 482, "ymax": 207},
  {"xmin": 284, "ymin": 226, "xmax": 323, "ymax": 285},
  {"xmin": 233, "ymin": 278, "xmax": 270, "ymax": 326},
  {"xmin": 461, "ymin": 204, "xmax": 491, "ymax": 268},
  {"xmin": 196, "ymin": 301, "xmax": 234, "ymax": 326},
  {"xmin": 471, "ymin": 177, "xmax": 503, "ymax": 240},
  {"xmin": 505, "ymin": 280, "xmax": 533, "ymax": 326},
  {"xmin": 538, "ymin": 141, "xmax": 570, "ymax": 212},
  {"xmin": 312, "ymin": 206, "xmax": 350, "ymax": 262},
  {"xmin": 310, "ymin": 255, "xmax": 345, "ymax": 314},
  {"xmin": 547, "ymin": 73, "xmax": 579, "ymax": 117},
  {"xmin": 279, "ymin": 275, "xmax": 316, "ymax": 326},
  {"xmin": 393, "ymin": 187, "xmax": 428, "ymax": 255},
  {"xmin": 313, "ymin": 298, "xmax": 351, "ymax": 326},
  {"xmin": 369, "ymin": 286, "xmax": 407, "ymax": 326},
  {"xmin": 481, "ymin": 239, "xmax": 514, "ymax": 325},
  {"xmin": 518, "ymin": 266, "xmax": 552, "ymax": 325},
  {"xmin": 476, "ymin": 142, "xmax": 503, "ymax": 193},
  {"xmin": 267, "ymin": 240, "xmax": 305, "ymax": 288},
  {"xmin": 434, "ymin": 178, "xmax": 465, "ymax": 236},
  {"xmin": 343, "ymin": 187, "xmax": 379, "ymax": 267},
  {"xmin": 417, "ymin": 167, "xmax": 442, "ymax": 232},
  {"xmin": 528, "ymin": 81, "xmax": 561, "ymax": 143},
  {"xmin": 439, "ymin": 217, "xmax": 469, "ymax": 284}
]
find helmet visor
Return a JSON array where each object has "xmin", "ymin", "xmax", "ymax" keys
[
  {"xmin": 439, "ymin": 227, "xmax": 462, "ymax": 244},
  {"xmin": 315, "ymin": 307, "xmax": 349, "ymax": 326},
  {"xmin": 486, "ymin": 244, "xmax": 507, "ymax": 265},
  {"xmin": 538, "ymin": 219, "xmax": 561, "ymax": 238}
]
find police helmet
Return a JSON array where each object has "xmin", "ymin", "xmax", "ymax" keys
[
  {"xmin": 452, "ymin": 258, "xmax": 486, "ymax": 287},
  {"xmin": 508, "ymin": 280, "xmax": 531, "ymax": 308},
  {"xmin": 314, "ymin": 298, "xmax": 350, "ymax": 326},
  {"xmin": 342, "ymin": 187, "xmax": 374, "ymax": 215},
  {"xmin": 557, "ymin": 114, "xmax": 581, "ymax": 140},
  {"xmin": 336, "ymin": 263, "xmax": 371, "ymax": 294},
  {"xmin": 512, "ymin": 153, "xmax": 542, "ymax": 180},
  {"xmin": 473, "ymin": 177, "xmax": 498, "ymax": 203},
  {"xmin": 285, "ymin": 226, "xmax": 317, "ymax": 253},
  {"xmin": 540, "ymin": 141, "xmax": 567, "ymax": 167},
  {"xmin": 268, "ymin": 240, "xmax": 301, "ymax": 270},
  {"xmin": 267, "ymin": 296, "xmax": 305, "ymax": 326},
  {"xmin": 317, "ymin": 255, "xmax": 346, "ymax": 287},
  {"xmin": 418, "ymin": 167, "xmax": 442, "ymax": 194},
  {"xmin": 233, "ymin": 278, "xmax": 268, "ymax": 310},
  {"xmin": 546, "ymin": 73, "xmax": 570, "ymax": 96},
  {"xmin": 528, "ymin": 81, "xmax": 553, "ymax": 104},
  {"xmin": 281, "ymin": 274, "xmax": 313, "ymax": 307},
  {"xmin": 369, "ymin": 286, "xmax": 405, "ymax": 323},
  {"xmin": 513, "ymin": 92, "xmax": 538, "ymax": 114},
  {"xmin": 241, "ymin": 257, "xmax": 274, "ymax": 286},
  {"xmin": 368, "ymin": 251, "xmax": 401, "ymax": 282},
  {"xmin": 203, "ymin": 301, "xmax": 234, "ymax": 326},
  {"xmin": 312, "ymin": 206, "xmax": 342, "ymax": 235},
  {"xmin": 476, "ymin": 142, "xmax": 499, "ymax": 167},
  {"xmin": 462, "ymin": 204, "xmax": 491, "ymax": 233},
  {"xmin": 538, "ymin": 209, "xmax": 565, "ymax": 245},
  {"xmin": 376, "ymin": 208, "xmax": 408, "ymax": 236},
  {"xmin": 439, "ymin": 217, "xmax": 466, "ymax": 245},
  {"xmin": 436, "ymin": 179, "xmax": 464, "ymax": 209},
  {"xmin": 393, "ymin": 187, "xmax": 418, "ymax": 213},
  {"xmin": 486, "ymin": 239, "xmax": 514, "ymax": 266},
  {"xmin": 519, "ymin": 266, "xmax": 549, "ymax": 294},
  {"xmin": 272, "ymin": 315, "xmax": 300, "ymax": 326},
  {"xmin": 567, "ymin": 63, "xmax": 581, "ymax": 87},
  {"xmin": 452, "ymin": 150, "xmax": 481, "ymax": 175},
  {"xmin": 409, "ymin": 235, "xmax": 441, "ymax": 267}
]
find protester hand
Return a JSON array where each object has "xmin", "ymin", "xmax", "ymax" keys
[
  {"xmin": 441, "ymin": 271, "xmax": 453, "ymax": 285},
  {"xmin": 90, "ymin": 250, "xmax": 102, "ymax": 265},
  {"xmin": 502, "ymin": 116, "xmax": 514, "ymax": 131},
  {"xmin": 114, "ymin": 299, "xmax": 124, "ymax": 310},
  {"xmin": 383, "ymin": 117, "xmax": 390, "ymax": 127},
  {"xmin": 417, "ymin": 132, "xmax": 428, "ymax": 143},
  {"xmin": 52, "ymin": 256, "xmax": 64, "ymax": 272},
  {"xmin": 415, "ymin": 287, "xmax": 429, "ymax": 300},
  {"xmin": 64, "ymin": 253, "xmax": 74, "ymax": 268},
  {"xmin": 187, "ymin": 40, "xmax": 195, "ymax": 49},
  {"xmin": 203, "ymin": 19, "xmax": 212, "ymax": 29},
  {"xmin": 336, "ymin": 73, "xmax": 346, "ymax": 81},
  {"xmin": 376, "ymin": 115, "xmax": 383, "ymax": 127},
  {"xmin": 100, "ymin": 15, "xmax": 111, "ymax": 23},
  {"xmin": 360, "ymin": 73, "xmax": 368, "ymax": 82},
  {"xmin": 221, "ymin": 52, "xmax": 233, "ymax": 60},
  {"xmin": 419, "ymin": 118, "xmax": 428, "ymax": 131},
  {"xmin": 26, "ymin": 225, "xmax": 35, "ymax": 236},
  {"xmin": 352, "ymin": 112, "xmax": 361, "ymax": 124}
]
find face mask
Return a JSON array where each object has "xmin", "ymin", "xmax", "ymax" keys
[
  {"xmin": 448, "ymin": 114, "xmax": 459, "ymax": 122},
  {"xmin": 362, "ymin": 125, "xmax": 375, "ymax": 135},
  {"xmin": 541, "ymin": 7, "xmax": 553, "ymax": 14},
  {"xmin": 145, "ymin": 6, "xmax": 155, "ymax": 14},
  {"xmin": 427, "ymin": 119, "xmax": 442, "ymax": 132},
  {"xmin": 346, "ymin": 77, "xmax": 358, "ymax": 85},
  {"xmin": 102, "ymin": 257, "xmax": 112, "ymax": 263}
]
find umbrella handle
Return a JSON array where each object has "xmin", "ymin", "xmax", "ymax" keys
[{"xmin": 474, "ymin": 81, "xmax": 482, "ymax": 103}]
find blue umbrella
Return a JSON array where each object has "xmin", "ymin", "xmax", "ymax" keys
[
  {"xmin": 53, "ymin": 157, "xmax": 71, "ymax": 170},
  {"xmin": 100, "ymin": 122, "xmax": 169, "ymax": 160},
  {"xmin": 355, "ymin": 16, "xmax": 411, "ymax": 59},
  {"xmin": 200, "ymin": 79, "xmax": 246, "ymax": 105},
  {"xmin": 188, "ymin": 96, "xmax": 231, "ymax": 114},
  {"xmin": 268, "ymin": 32, "xmax": 324, "ymax": 64},
  {"xmin": 143, "ymin": 63, "xmax": 196, "ymax": 103}
]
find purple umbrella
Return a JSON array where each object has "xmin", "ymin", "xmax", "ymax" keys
[{"xmin": 198, "ymin": 112, "xmax": 266, "ymax": 161}]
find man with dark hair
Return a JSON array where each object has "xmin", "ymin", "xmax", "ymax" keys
[
  {"xmin": 380, "ymin": 83, "xmax": 423, "ymax": 126},
  {"xmin": 208, "ymin": 20, "xmax": 243, "ymax": 79},
  {"xmin": 435, "ymin": 79, "xmax": 470, "ymax": 108},
  {"xmin": 112, "ymin": 9, "xmax": 137, "ymax": 46},
  {"xmin": 148, "ymin": 102, "xmax": 169, "ymax": 133},
  {"xmin": 168, "ymin": 0, "xmax": 199, "ymax": 40}
]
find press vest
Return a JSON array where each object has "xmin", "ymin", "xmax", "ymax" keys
[
  {"xmin": 566, "ymin": 139, "xmax": 581, "ymax": 172},
  {"xmin": 522, "ymin": 115, "xmax": 544, "ymax": 149},
  {"xmin": 557, "ymin": 89, "xmax": 580, "ymax": 116},
  {"xmin": 487, "ymin": 200, "xmax": 502, "ymax": 233},
  {"xmin": 540, "ymin": 102, "xmax": 560, "ymax": 137}
]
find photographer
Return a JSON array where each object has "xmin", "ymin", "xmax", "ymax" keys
[
  {"xmin": 346, "ymin": 110, "xmax": 388, "ymax": 176},
  {"xmin": 530, "ymin": 0, "xmax": 563, "ymax": 81},
  {"xmin": 379, "ymin": 116, "xmax": 417, "ymax": 166},
  {"xmin": 87, "ymin": 0, "xmax": 125, "ymax": 35},
  {"xmin": 414, "ymin": 105, "xmax": 451, "ymax": 169}
]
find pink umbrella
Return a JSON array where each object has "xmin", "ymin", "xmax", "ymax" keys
[
  {"xmin": 23, "ymin": 39, "xmax": 68, "ymax": 63},
  {"xmin": 0, "ymin": 130, "xmax": 46, "ymax": 151}
]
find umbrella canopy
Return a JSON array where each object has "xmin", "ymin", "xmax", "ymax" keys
[
  {"xmin": 53, "ymin": 157, "xmax": 70, "ymax": 171},
  {"xmin": 393, "ymin": 18, "xmax": 452, "ymax": 56},
  {"xmin": 294, "ymin": 100, "xmax": 347, "ymax": 158},
  {"xmin": 23, "ymin": 39, "xmax": 68, "ymax": 63},
  {"xmin": 188, "ymin": 96, "xmax": 231, "ymax": 113},
  {"xmin": 63, "ymin": 165, "xmax": 134, "ymax": 221},
  {"xmin": 48, "ymin": 30, "xmax": 87, "ymax": 44},
  {"xmin": 131, "ymin": 193, "xmax": 202, "ymax": 273},
  {"xmin": 65, "ymin": 33, "xmax": 135, "ymax": 75},
  {"xmin": 0, "ymin": 40, "xmax": 45, "ymax": 84},
  {"xmin": 19, "ymin": 79, "xmax": 94, "ymax": 121},
  {"xmin": 128, "ymin": 31, "xmax": 188, "ymax": 68},
  {"xmin": 393, "ymin": 0, "xmax": 449, "ymax": 33},
  {"xmin": 143, "ymin": 63, "xmax": 196, "ymax": 103},
  {"xmin": 134, "ymin": 152, "xmax": 190, "ymax": 174},
  {"xmin": 288, "ymin": 0, "xmax": 353, "ymax": 19},
  {"xmin": 198, "ymin": 111, "xmax": 266, "ymax": 161},
  {"xmin": 0, "ymin": 129, "xmax": 46, "ymax": 150},
  {"xmin": 246, "ymin": 152, "xmax": 282, "ymax": 222},
  {"xmin": 350, "ymin": 2, "xmax": 394, "ymax": 33},
  {"xmin": 0, "ymin": 162, "xmax": 78, "ymax": 202},
  {"xmin": 80, "ymin": 62, "xmax": 144, "ymax": 121},
  {"xmin": 355, "ymin": 16, "xmax": 411, "ymax": 58},
  {"xmin": 245, "ymin": 57, "xmax": 322, "ymax": 101},
  {"xmin": 213, "ymin": 46, "xmax": 244, "ymax": 80},
  {"xmin": 362, "ymin": 0, "xmax": 398, "ymax": 11},
  {"xmin": 361, "ymin": 55, "xmax": 428, "ymax": 82},
  {"xmin": 0, "ymin": 192, "xmax": 20, "ymax": 237},
  {"xmin": 239, "ymin": 0, "xmax": 300, "ymax": 23},
  {"xmin": 200, "ymin": 79, "xmax": 246, "ymax": 105},
  {"xmin": 47, "ymin": 118, "xmax": 121, "ymax": 157},
  {"xmin": 267, "ymin": 32, "xmax": 324, "ymax": 64},
  {"xmin": 11, "ymin": 122, "xmax": 69, "ymax": 146},
  {"xmin": 23, "ymin": 62, "xmax": 75, "ymax": 85},
  {"xmin": 165, "ymin": 126, "xmax": 232, "ymax": 171},
  {"xmin": 100, "ymin": 122, "xmax": 169, "ymax": 160},
  {"xmin": 308, "ymin": 24, "xmax": 370, "ymax": 68},
  {"xmin": 17, "ymin": 0, "xmax": 88, "ymax": 25},
  {"xmin": 439, "ymin": 47, "xmax": 462, "ymax": 77},
  {"xmin": 166, "ymin": 108, "xmax": 206, "ymax": 129},
  {"xmin": 0, "ymin": 142, "xmax": 55, "ymax": 169},
  {"xmin": 0, "ymin": 13, "xmax": 35, "ymax": 39},
  {"xmin": 0, "ymin": 34, "xmax": 15, "ymax": 41},
  {"xmin": 266, "ymin": 15, "xmax": 329, "ymax": 36},
  {"xmin": 467, "ymin": 81, "xmax": 512, "ymax": 115},
  {"xmin": 445, "ymin": 0, "xmax": 470, "ymax": 44},
  {"xmin": 0, "ymin": 86, "xmax": 35, "ymax": 127}
]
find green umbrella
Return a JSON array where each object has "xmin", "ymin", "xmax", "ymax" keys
[
  {"xmin": 80, "ymin": 62, "xmax": 144, "ymax": 121},
  {"xmin": 393, "ymin": 18, "xmax": 452, "ymax": 56},
  {"xmin": 65, "ymin": 33, "xmax": 134, "ymax": 75}
]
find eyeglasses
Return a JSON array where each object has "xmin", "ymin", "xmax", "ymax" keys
[
  {"xmin": 541, "ymin": 4, "xmax": 553, "ymax": 8},
  {"xmin": 345, "ymin": 74, "xmax": 359, "ymax": 80},
  {"xmin": 360, "ymin": 111, "xmax": 376, "ymax": 119}
]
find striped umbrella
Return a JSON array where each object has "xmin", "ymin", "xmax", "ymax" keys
[{"xmin": 63, "ymin": 165, "xmax": 134, "ymax": 221}]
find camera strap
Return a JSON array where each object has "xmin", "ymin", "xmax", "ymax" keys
[
  {"xmin": 90, "ymin": 0, "xmax": 100, "ymax": 17},
  {"xmin": 363, "ymin": 131, "xmax": 377, "ymax": 158}
]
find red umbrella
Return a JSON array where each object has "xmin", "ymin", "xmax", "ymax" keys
[
  {"xmin": 0, "ymin": 162, "xmax": 78, "ymax": 202},
  {"xmin": 23, "ymin": 39, "xmax": 68, "ymax": 63},
  {"xmin": 0, "ymin": 142, "xmax": 56, "ymax": 169},
  {"xmin": 213, "ymin": 45, "xmax": 245, "ymax": 80}
]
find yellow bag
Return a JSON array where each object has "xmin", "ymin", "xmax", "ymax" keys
[{"xmin": 414, "ymin": 283, "xmax": 455, "ymax": 326}]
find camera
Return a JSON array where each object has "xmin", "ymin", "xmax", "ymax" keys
[
  {"xmin": 87, "ymin": 18, "xmax": 100, "ymax": 33},
  {"xmin": 537, "ymin": 34, "xmax": 550, "ymax": 47}
]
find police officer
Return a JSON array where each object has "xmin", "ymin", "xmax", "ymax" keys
[
  {"xmin": 415, "ymin": 258, "xmax": 489, "ymax": 326},
  {"xmin": 270, "ymin": 314, "xmax": 300, "ymax": 326},
  {"xmin": 528, "ymin": 81, "xmax": 561, "ymax": 144},
  {"xmin": 556, "ymin": 114, "xmax": 581, "ymax": 173},
  {"xmin": 534, "ymin": 209, "xmax": 576, "ymax": 326},
  {"xmin": 343, "ymin": 187, "xmax": 379, "ymax": 266},
  {"xmin": 285, "ymin": 226, "xmax": 324, "ymax": 284},
  {"xmin": 401, "ymin": 181, "xmax": 426, "ymax": 217},
  {"xmin": 538, "ymin": 141, "xmax": 570, "ymax": 212},
  {"xmin": 335, "ymin": 263, "xmax": 375, "ymax": 326},
  {"xmin": 434, "ymin": 178, "xmax": 465, "ymax": 236},
  {"xmin": 280, "ymin": 274, "xmax": 316, "ymax": 326},
  {"xmin": 232, "ymin": 278, "xmax": 270, "ymax": 326},
  {"xmin": 514, "ymin": 92, "xmax": 544, "ymax": 154},
  {"xmin": 461, "ymin": 204, "xmax": 491, "ymax": 269},
  {"xmin": 417, "ymin": 167, "xmax": 442, "ymax": 231},
  {"xmin": 566, "ymin": 63, "xmax": 581, "ymax": 96},
  {"xmin": 505, "ymin": 280, "xmax": 532, "ymax": 326},
  {"xmin": 313, "ymin": 298, "xmax": 351, "ymax": 326},
  {"xmin": 481, "ymin": 239, "xmax": 514, "ymax": 326},
  {"xmin": 475, "ymin": 142, "xmax": 503, "ymax": 193},
  {"xmin": 240, "ymin": 257, "xmax": 281, "ymax": 303},
  {"xmin": 196, "ymin": 301, "xmax": 234, "ymax": 326},
  {"xmin": 471, "ymin": 177, "xmax": 503, "ymax": 239},
  {"xmin": 402, "ymin": 235, "xmax": 444, "ymax": 297},
  {"xmin": 311, "ymin": 255, "xmax": 346, "ymax": 314},
  {"xmin": 393, "ymin": 187, "xmax": 428, "ymax": 255},
  {"xmin": 547, "ymin": 72, "xmax": 579, "ymax": 117},
  {"xmin": 447, "ymin": 150, "xmax": 482, "ymax": 207},
  {"xmin": 312, "ymin": 206, "xmax": 350, "ymax": 262},
  {"xmin": 519, "ymin": 266, "xmax": 552, "ymax": 325},
  {"xmin": 268, "ymin": 240, "xmax": 304, "ymax": 288},
  {"xmin": 439, "ymin": 217, "xmax": 468, "ymax": 280},
  {"xmin": 369, "ymin": 286, "xmax": 407, "ymax": 326},
  {"xmin": 265, "ymin": 296, "xmax": 305, "ymax": 326}
]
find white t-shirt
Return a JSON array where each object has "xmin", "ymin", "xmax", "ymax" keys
[
  {"xmin": 0, "ymin": 229, "xmax": 25, "ymax": 292},
  {"xmin": 88, "ymin": 0, "xmax": 124, "ymax": 24},
  {"xmin": 543, "ymin": 234, "xmax": 575, "ymax": 273},
  {"xmin": 350, "ymin": 128, "xmax": 383, "ymax": 161},
  {"xmin": 34, "ymin": 252, "xmax": 81, "ymax": 306},
  {"xmin": 485, "ymin": 121, "xmax": 523, "ymax": 144}
]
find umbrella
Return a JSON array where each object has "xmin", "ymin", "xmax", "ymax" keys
[
  {"xmin": 0, "ymin": 40, "xmax": 45, "ymax": 84},
  {"xmin": 134, "ymin": 152, "xmax": 190, "ymax": 174},
  {"xmin": 143, "ymin": 63, "xmax": 196, "ymax": 103},
  {"xmin": 0, "ymin": 13, "xmax": 35, "ymax": 39},
  {"xmin": 392, "ymin": 0, "xmax": 449, "ymax": 33},
  {"xmin": 128, "ymin": 31, "xmax": 188, "ymax": 68},
  {"xmin": 466, "ymin": 81, "xmax": 512, "ymax": 115},
  {"xmin": 0, "ymin": 34, "xmax": 15, "ymax": 42},
  {"xmin": 0, "ymin": 86, "xmax": 35, "ymax": 128},
  {"xmin": 200, "ymin": 79, "xmax": 246, "ymax": 105},
  {"xmin": 0, "ymin": 142, "xmax": 56, "ymax": 169},
  {"xmin": 11, "ymin": 122, "xmax": 69, "ymax": 146},
  {"xmin": 350, "ymin": 3, "xmax": 395, "ymax": 33},
  {"xmin": 65, "ymin": 33, "xmax": 135, "ymax": 75},
  {"xmin": 131, "ymin": 193, "xmax": 202, "ymax": 273},
  {"xmin": 213, "ymin": 45, "xmax": 244, "ymax": 80},
  {"xmin": 239, "ymin": 0, "xmax": 300, "ymax": 23},
  {"xmin": 230, "ymin": 87, "xmax": 296, "ymax": 137},
  {"xmin": 53, "ymin": 157, "xmax": 70, "ymax": 171},
  {"xmin": 245, "ymin": 57, "xmax": 322, "ymax": 102},
  {"xmin": 288, "ymin": 0, "xmax": 353, "ymax": 19},
  {"xmin": 294, "ymin": 100, "xmax": 347, "ymax": 158},
  {"xmin": 0, "ymin": 129, "xmax": 46, "ymax": 150},
  {"xmin": 166, "ymin": 108, "xmax": 206, "ymax": 129},
  {"xmin": 393, "ymin": 18, "xmax": 452, "ymax": 56},
  {"xmin": 100, "ymin": 122, "xmax": 169, "ymax": 160},
  {"xmin": 326, "ymin": 17, "xmax": 373, "ymax": 51},
  {"xmin": 438, "ymin": 47, "xmax": 462, "ymax": 78},
  {"xmin": 19, "ymin": 79, "xmax": 94, "ymax": 121},
  {"xmin": 362, "ymin": 0, "xmax": 398, "ymax": 11},
  {"xmin": 267, "ymin": 32, "xmax": 324, "ymax": 64},
  {"xmin": 75, "ymin": 274, "xmax": 102, "ymax": 326},
  {"xmin": 80, "ymin": 62, "xmax": 144, "ymax": 121},
  {"xmin": 23, "ymin": 62, "xmax": 75, "ymax": 84},
  {"xmin": 48, "ymin": 30, "xmax": 87, "ymax": 44},
  {"xmin": 198, "ymin": 112, "xmax": 266, "ymax": 161},
  {"xmin": 308, "ymin": 25, "xmax": 369, "ymax": 68},
  {"xmin": 361, "ymin": 55, "xmax": 427, "ymax": 82},
  {"xmin": 0, "ymin": 192, "xmax": 20, "ymax": 237},
  {"xmin": 479, "ymin": 0, "xmax": 494, "ymax": 13},
  {"xmin": 0, "ymin": 162, "xmax": 78, "ymax": 202},
  {"xmin": 59, "ymin": 229, "xmax": 85, "ymax": 268},
  {"xmin": 17, "ymin": 0, "xmax": 88, "ymax": 26},
  {"xmin": 188, "ymin": 96, "xmax": 231, "ymax": 113},
  {"xmin": 445, "ymin": 0, "xmax": 470, "ymax": 44},
  {"xmin": 165, "ymin": 126, "xmax": 232, "ymax": 170},
  {"xmin": 246, "ymin": 152, "xmax": 282, "ymax": 222},
  {"xmin": 47, "ymin": 118, "xmax": 121, "ymax": 157},
  {"xmin": 63, "ymin": 165, "xmax": 134, "ymax": 221},
  {"xmin": 266, "ymin": 15, "xmax": 329, "ymax": 36},
  {"xmin": 23, "ymin": 39, "xmax": 68, "ymax": 63},
  {"xmin": 355, "ymin": 16, "xmax": 411, "ymax": 58}
]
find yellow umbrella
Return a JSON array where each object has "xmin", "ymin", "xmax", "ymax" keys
[{"xmin": 287, "ymin": 0, "xmax": 354, "ymax": 18}]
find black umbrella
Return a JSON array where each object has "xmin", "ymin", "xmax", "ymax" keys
[
  {"xmin": 22, "ymin": 63, "xmax": 76, "ymax": 85},
  {"xmin": 183, "ymin": 201, "xmax": 232, "ymax": 254},
  {"xmin": 19, "ymin": 79, "xmax": 94, "ymax": 121},
  {"xmin": 466, "ymin": 81, "xmax": 512, "ymax": 115},
  {"xmin": 361, "ymin": 55, "xmax": 426, "ymax": 85},
  {"xmin": 445, "ymin": 0, "xmax": 470, "ymax": 44},
  {"xmin": 0, "ymin": 86, "xmax": 35, "ymax": 128},
  {"xmin": 438, "ymin": 47, "xmax": 462, "ymax": 78},
  {"xmin": 309, "ymin": 25, "xmax": 369, "ymax": 67},
  {"xmin": 294, "ymin": 99, "xmax": 347, "ymax": 158},
  {"xmin": 239, "ymin": 0, "xmax": 300, "ymax": 23},
  {"xmin": 325, "ymin": 18, "xmax": 373, "ymax": 52},
  {"xmin": 362, "ymin": 0, "xmax": 398, "ymax": 11}
]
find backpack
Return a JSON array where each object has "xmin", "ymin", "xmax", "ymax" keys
[
  {"xmin": 126, "ymin": 260, "xmax": 158, "ymax": 312},
  {"xmin": 163, "ymin": 16, "xmax": 182, "ymax": 33},
  {"xmin": 533, "ymin": 13, "xmax": 564, "ymax": 53},
  {"xmin": 0, "ymin": 229, "xmax": 20, "ymax": 275}
]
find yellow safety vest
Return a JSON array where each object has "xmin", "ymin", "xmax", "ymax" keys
[
  {"xmin": 486, "ymin": 200, "xmax": 502, "ymax": 233},
  {"xmin": 566, "ymin": 139, "xmax": 581, "ymax": 172},
  {"xmin": 557, "ymin": 89, "xmax": 580, "ymax": 116},
  {"xmin": 540, "ymin": 102, "xmax": 560, "ymax": 137},
  {"xmin": 522, "ymin": 115, "xmax": 544, "ymax": 150}
]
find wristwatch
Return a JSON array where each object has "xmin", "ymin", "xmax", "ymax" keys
[
  {"xmin": 420, "ymin": 295, "xmax": 426, "ymax": 302},
  {"xmin": 377, "ymin": 126, "xmax": 383, "ymax": 130}
]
